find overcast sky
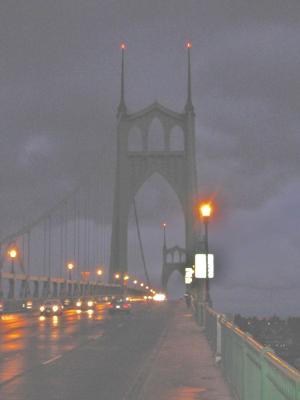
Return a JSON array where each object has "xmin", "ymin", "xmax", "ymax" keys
[{"xmin": 0, "ymin": 1, "xmax": 299, "ymax": 315}]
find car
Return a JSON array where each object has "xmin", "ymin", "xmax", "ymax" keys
[
  {"xmin": 108, "ymin": 297, "xmax": 131, "ymax": 314},
  {"xmin": 62, "ymin": 298, "xmax": 73, "ymax": 308},
  {"xmin": 39, "ymin": 300, "xmax": 63, "ymax": 316},
  {"xmin": 22, "ymin": 299, "xmax": 33, "ymax": 310},
  {"xmin": 75, "ymin": 299, "xmax": 96, "ymax": 311}
]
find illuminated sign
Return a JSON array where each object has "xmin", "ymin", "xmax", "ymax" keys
[
  {"xmin": 194, "ymin": 254, "xmax": 214, "ymax": 279},
  {"xmin": 185, "ymin": 267, "xmax": 194, "ymax": 284}
]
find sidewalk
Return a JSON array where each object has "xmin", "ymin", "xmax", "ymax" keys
[{"xmin": 140, "ymin": 301, "xmax": 233, "ymax": 400}]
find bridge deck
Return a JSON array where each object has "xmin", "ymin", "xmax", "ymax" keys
[{"xmin": 140, "ymin": 301, "xmax": 233, "ymax": 400}]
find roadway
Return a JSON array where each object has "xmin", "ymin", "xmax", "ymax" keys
[{"xmin": 0, "ymin": 301, "xmax": 173, "ymax": 400}]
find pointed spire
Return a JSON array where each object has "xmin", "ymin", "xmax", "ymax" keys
[
  {"xmin": 162, "ymin": 223, "xmax": 167, "ymax": 250},
  {"xmin": 185, "ymin": 41, "xmax": 194, "ymax": 113},
  {"xmin": 117, "ymin": 42, "xmax": 127, "ymax": 116}
]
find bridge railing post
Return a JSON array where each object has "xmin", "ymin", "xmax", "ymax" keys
[
  {"xmin": 33, "ymin": 281, "xmax": 39, "ymax": 298},
  {"xmin": 216, "ymin": 314, "xmax": 222, "ymax": 364}
]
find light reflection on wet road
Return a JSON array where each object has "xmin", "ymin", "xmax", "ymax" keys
[
  {"xmin": 0, "ymin": 305, "xmax": 106, "ymax": 386},
  {"xmin": 0, "ymin": 302, "xmax": 171, "ymax": 400}
]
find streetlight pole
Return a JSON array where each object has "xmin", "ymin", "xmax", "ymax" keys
[
  {"xmin": 8, "ymin": 248, "xmax": 17, "ymax": 274},
  {"xmin": 96, "ymin": 268, "xmax": 103, "ymax": 282},
  {"xmin": 199, "ymin": 203, "xmax": 212, "ymax": 306},
  {"xmin": 11, "ymin": 257, "xmax": 15, "ymax": 275},
  {"xmin": 203, "ymin": 218, "xmax": 209, "ymax": 304},
  {"xmin": 67, "ymin": 262, "xmax": 74, "ymax": 280}
]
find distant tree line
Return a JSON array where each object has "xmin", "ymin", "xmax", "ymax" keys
[{"xmin": 234, "ymin": 314, "xmax": 300, "ymax": 370}]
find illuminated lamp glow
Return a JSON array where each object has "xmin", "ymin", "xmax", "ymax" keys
[
  {"xmin": 8, "ymin": 249, "xmax": 17, "ymax": 259},
  {"xmin": 153, "ymin": 293, "xmax": 166, "ymax": 302},
  {"xmin": 199, "ymin": 203, "xmax": 212, "ymax": 218}
]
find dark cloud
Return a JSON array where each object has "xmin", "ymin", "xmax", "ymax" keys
[{"xmin": 0, "ymin": 1, "xmax": 299, "ymax": 313}]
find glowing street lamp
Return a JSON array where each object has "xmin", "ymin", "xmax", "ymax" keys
[
  {"xmin": 114, "ymin": 273, "xmax": 120, "ymax": 280},
  {"xmin": 140, "ymin": 282, "xmax": 144, "ymax": 288},
  {"xmin": 96, "ymin": 268, "xmax": 103, "ymax": 282},
  {"xmin": 67, "ymin": 262, "xmax": 74, "ymax": 280},
  {"xmin": 8, "ymin": 248, "xmax": 18, "ymax": 274},
  {"xmin": 133, "ymin": 280, "xmax": 138, "ymax": 285},
  {"xmin": 198, "ymin": 202, "xmax": 213, "ymax": 304},
  {"xmin": 199, "ymin": 203, "xmax": 212, "ymax": 219}
]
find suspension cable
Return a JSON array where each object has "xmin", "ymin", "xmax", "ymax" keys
[
  {"xmin": 133, "ymin": 198, "xmax": 151, "ymax": 287},
  {"xmin": 27, "ymin": 231, "xmax": 31, "ymax": 275},
  {"xmin": 60, "ymin": 205, "xmax": 64, "ymax": 278},
  {"xmin": 43, "ymin": 219, "xmax": 47, "ymax": 276},
  {"xmin": 48, "ymin": 215, "xmax": 52, "ymax": 278}
]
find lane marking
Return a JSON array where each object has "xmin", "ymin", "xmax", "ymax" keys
[
  {"xmin": 88, "ymin": 333, "xmax": 103, "ymax": 340},
  {"xmin": 42, "ymin": 354, "xmax": 62, "ymax": 365}
]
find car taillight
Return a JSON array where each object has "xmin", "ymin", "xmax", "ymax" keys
[{"xmin": 123, "ymin": 304, "xmax": 129, "ymax": 309}]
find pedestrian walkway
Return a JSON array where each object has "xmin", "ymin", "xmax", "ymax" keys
[{"xmin": 140, "ymin": 301, "xmax": 233, "ymax": 400}]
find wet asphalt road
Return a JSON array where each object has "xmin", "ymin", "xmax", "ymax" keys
[{"xmin": 0, "ymin": 301, "xmax": 173, "ymax": 400}]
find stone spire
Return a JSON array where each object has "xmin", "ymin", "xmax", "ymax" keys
[
  {"xmin": 163, "ymin": 223, "xmax": 167, "ymax": 250},
  {"xmin": 117, "ymin": 42, "xmax": 127, "ymax": 116},
  {"xmin": 185, "ymin": 42, "xmax": 194, "ymax": 113}
]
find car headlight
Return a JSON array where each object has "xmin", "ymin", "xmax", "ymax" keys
[
  {"xmin": 153, "ymin": 293, "xmax": 166, "ymax": 302},
  {"xmin": 40, "ymin": 306, "xmax": 45, "ymax": 312},
  {"xmin": 76, "ymin": 301, "xmax": 82, "ymax": 307},
  {"xmin": 87, "ymin": 301, "xmax": 93, "ymax": 307},
  {"xmin": 52, "ymin": 305, "xmax": 58, "ymax": 312}
]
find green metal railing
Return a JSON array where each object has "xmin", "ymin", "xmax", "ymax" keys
[{"xmin": 203, "ymin": 306, "xmax": 300, "ymax": 400}]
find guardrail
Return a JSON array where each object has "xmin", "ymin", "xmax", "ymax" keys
[
  {"xmin": 0, "ymin": 271, "xmax": 147, "ymax": 301},
  {"xmin": 0, "ymin": 271, "xmax": 148, "ymax": 313},
  {"xmin": 203, "ymin": 306, "xmax": 300, "ymax": 400}
]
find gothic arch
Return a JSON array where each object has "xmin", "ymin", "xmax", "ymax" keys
[
  {"xmin": 128, "ymin": 126, "xmax": 143, "ymax": 151},
  {"xmin": 162, "ymin": 263, "xmax": 185, "ymax": 293},
  {"xmin": 147, "ymin": 117, "xmax": 165, "ymax": 151},
  {"xmin": 129, "ymin": 169, "xmax": 186, "ymax": 215},
  {"xmin": 170, "ymin": 125, "xmax": 185, "ymax": 151}
]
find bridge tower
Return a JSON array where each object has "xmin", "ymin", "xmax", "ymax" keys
[{"xmin": 109, "ymin": 43, "xmax": 200, "ymax": 290}]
